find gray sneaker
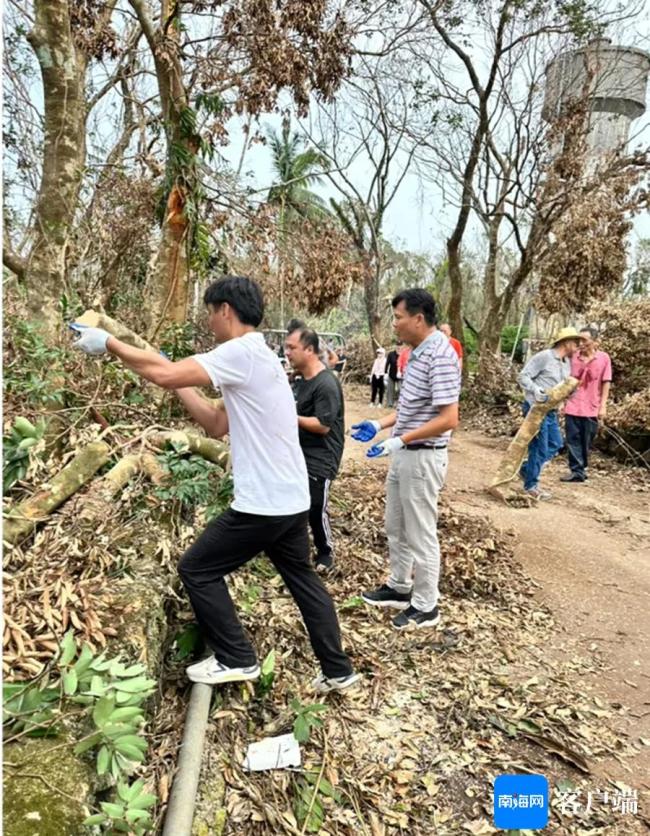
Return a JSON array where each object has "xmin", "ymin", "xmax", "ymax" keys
[
  {"xmin": 525, "ymin": 487, "xmax": 553, "ymax": 500},
  {"xmin": 186, "ymin": 655, "xmax": 260, "ymax": 685},
  {"xmin": 312, "ymin": 671, "xmax": 362, "ymax": 694}
]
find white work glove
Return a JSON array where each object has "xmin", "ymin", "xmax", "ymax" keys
[
  {"xmin": 534, "ymin": 389, "xmax": 549, "ymax": 404},
  {"xmin": 70, "ymin": 323, "xmax": 111, "ymax": 355},
  {"xmin": 367, "ymin": 436, "xmax": 405, "ymax": 458}
]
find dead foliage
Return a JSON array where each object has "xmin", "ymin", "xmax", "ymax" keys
[{"xmin": 158, "ymin": 462, "xmax": 641, "ymax": 835}]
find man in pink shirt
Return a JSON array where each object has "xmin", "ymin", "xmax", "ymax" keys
[{"xmin": 561, "ymin": 326, "xmax": 612, "ymax": 483}]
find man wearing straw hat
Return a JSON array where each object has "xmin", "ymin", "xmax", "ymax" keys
[{"xmin": 517, "ymin": 327, "xmax": 583, "ymax": 499}]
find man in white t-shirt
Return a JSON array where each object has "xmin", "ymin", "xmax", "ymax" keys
[{"xmin": 71, "ymin": 275, "xmax": 359, "ymax": 693}]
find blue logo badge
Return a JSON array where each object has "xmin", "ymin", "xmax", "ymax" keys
[{"xmin": 494, "ymin": 774, "xmax": 549, "ymax": 830}]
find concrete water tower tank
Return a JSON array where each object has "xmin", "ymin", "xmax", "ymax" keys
[{"xmin": 542, "ymin": 38, "xmax": 650, "ymax": 152}]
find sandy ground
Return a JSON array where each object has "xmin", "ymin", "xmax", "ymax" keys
[{"xmin": 344, "ymin": 391, "xmax": 650, "ymax": 791}]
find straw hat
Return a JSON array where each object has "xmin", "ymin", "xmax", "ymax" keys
[{"xmin": 551, "ymin": 327, "xmax": 582, "ymax": 347}]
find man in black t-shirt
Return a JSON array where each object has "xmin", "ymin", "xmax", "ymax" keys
[{"xmin": 285, "ymin": 325, "xmax": 345, "ymax": 573}]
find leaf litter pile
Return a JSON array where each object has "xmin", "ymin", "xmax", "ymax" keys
[
  {"xmin": 4, "ymin": 420, "xmax": 646, "ymax": 833},
  {"xmin": 166, "ymin": 461, "xmax": 645, "ymax": 836}
]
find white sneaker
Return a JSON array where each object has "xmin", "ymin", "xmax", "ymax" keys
[
  {"xmin": 312, "ymin": 671, "xmax": 362, "ymax": 694},
  {"xmin": 186, "ymin": 655, "xmax": 260, "ymax": 685}
]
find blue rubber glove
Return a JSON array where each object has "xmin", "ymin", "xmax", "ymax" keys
[
  {"xmin": 367, "ymin": 437, "xmax": 405, "ymax": 458},
  {"xmin": 351, "ymin": 419, "xmax": 381, "ymax": 442},
  {"xmin": 69, "ymin": 322, "xmax": 111, "ymax": 355}
]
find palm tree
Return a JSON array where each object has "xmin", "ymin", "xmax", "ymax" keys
[
  {"xmin": 266, "ymin": 121, "xmax": 328, "ymax": 224},
  {"xmin": 266, "ymin": 120, "xmax": 328, "ymax": 322}
]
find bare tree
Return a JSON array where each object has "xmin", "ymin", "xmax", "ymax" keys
[
  {"xmin": 407, "ymin": 0, "xmax": 645, "ymax": 362},
  {"xmin": 306, "ymin": 54, "xmax": 423, "ymax": 342}
]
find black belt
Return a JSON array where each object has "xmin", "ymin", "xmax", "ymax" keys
[{"xmin": 404, "ymin": 443, "xmax": 448, "ymax": 451}]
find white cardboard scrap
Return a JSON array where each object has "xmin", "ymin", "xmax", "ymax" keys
[{"xmin": 242, "ymin": 733, "xmax": 302, "ymax": 771}]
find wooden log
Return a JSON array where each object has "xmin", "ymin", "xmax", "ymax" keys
[
  {"xmin": 77, "ymin": 453, "xmax": 142, "ymax": 521},
  {"xmin": 75, "ymin": 310, "xmax": 157, "ymax": 352},
  {"xmin": 3, "ymin": 441, "xmax": 111, "ymax": 545},
  {"xmin": 140, "ymin": 452, "xmax": 169, "ymax": 485},
  {"xmin": 79, "ymin": 452, "xmax": 168, "ymax": 521},
  {"xmin": 489, "ymin": 376, "xmax": 580, "ymax": 492},
  {"xmin": 148, "ymin": 430, "xmax": 229, "ymax": 468},
  {"xmin": 74, "ymin": 309, "xmax": 167, "ymax": 405}
]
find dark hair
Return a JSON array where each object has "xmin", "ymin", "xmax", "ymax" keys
[
  {"xmin": 391, "ymin": 288, "xmax": 437, "ymax": 326},
  {"xmin": 580, "ymin": 326, "xmax": 599, "ymax": 339},
  {"xmin": 287, "ymin": 323, "xmax": 319, "ymax": 354},
  {"xmin": 297, "ymin": 328, "xmax": 319, "ymax": 354},
  {"xmin": 286, "ymin": 318, "xmax": 306, "ymax": 334},
  {"xmin": 204, "ymin": 275, "xmax": 264, "ymax": 326}
]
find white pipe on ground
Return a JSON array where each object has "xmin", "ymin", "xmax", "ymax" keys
[{"xmin": 162, "ymin": 682, "xmax": 213, "ymax": 836}]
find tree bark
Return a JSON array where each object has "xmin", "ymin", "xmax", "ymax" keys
[
  {"xmin": 446, "ymin": 244, "xmax": 464, "ymax": 351},
  {"xmin": 129, "ymin": 0, "xmax": 195, "ymax": 340},
  {"xmin": 23, "ymin": 0, "xmax": 89, "ymax": 338},
  {"xmin": 3, "ymin": 441, "xmax": 111, "ymax": 545}
]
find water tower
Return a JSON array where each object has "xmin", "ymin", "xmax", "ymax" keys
[{"xmin": 542, "ymin": 38, "xmax": 650, "ymax": 152}]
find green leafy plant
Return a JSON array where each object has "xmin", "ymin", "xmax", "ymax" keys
[
  {"xmin": 4, "ymin": 632, "xmax": 155, "ymax": 781},
  {"xmin": 159, "ymin": 322, "xmax": 199, "ymax": 361},
  {"xmin": 255, "ymin": 650, "xmax": 276, "ymax": 698},
  {"xmin": 84, "ymin": 778, "xmax": 157, "ymax": 834},
  {"xmin": 4, "ymin": 320, "xmax": 67, "ymax": 406},
  {"xmin": 3, "ymin": 416, "xmax": 46, "ymax": 493},
  {"xmin": 154, "ymin": 445, "xmax": 222, "ymax": 509},
  {"xmin": 500, "ymin": 323, "xmax": 529, "ymax": 362},
  {"xmin": 338, "ymin": 595, "xmax": 364, "ymax": 611},
  {"xmin": 173, "ymin": 622, "xmax": 202, "ymax": 661},
  {"xmin": 294, "ymin": 768, "xmax": 341, "ymax": 832},
  {"xmin": 291, "ymin": 698, "xmax": 328, "ymax": 743}
]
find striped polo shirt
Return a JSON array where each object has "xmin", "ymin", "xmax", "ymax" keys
[{"xmin": 392, "ymin": 330, "xmax": 461, "ymax": 446}]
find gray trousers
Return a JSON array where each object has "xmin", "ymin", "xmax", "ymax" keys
[{"xmin": 385, "ymin": 448, "xmax": 448, "ymax": 611}]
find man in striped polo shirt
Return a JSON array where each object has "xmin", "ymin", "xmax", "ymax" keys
[{"xmin": 351, "ymin": 289, "xmax": 461, "ymax": 629}]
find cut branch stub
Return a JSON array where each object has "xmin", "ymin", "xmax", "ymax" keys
[
  {"xmin": 3, "ymin": 441, "xmax": 112, "ymax": 545},
  {"xmin": 489, "ymin": 377, "xmax": 579, "ymax": 491}
]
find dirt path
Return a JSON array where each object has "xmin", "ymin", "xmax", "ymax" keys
[{"xmin": 344, "ymin": 392, "xmax": 650, "ymax": 790}]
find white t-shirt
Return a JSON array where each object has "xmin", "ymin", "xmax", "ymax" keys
[{"xmin": 193, "ymin": 332, "xmax": 310, "ymax": 516}]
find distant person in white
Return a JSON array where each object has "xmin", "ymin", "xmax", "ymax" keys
[{"xmin": 71, "ymin": 275, "xmax": 359, "ymax": 693}]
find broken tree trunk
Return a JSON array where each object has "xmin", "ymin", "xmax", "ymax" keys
[
  {"xmin": 3, "ymin": 441, "xmax": 111, "ymax": 545},
  {"xmin": 148, "ymin": 430, "xmax": 229, "ymax": 468},
  {"xmin": 489, "ymin": 377, "xmax": 579, "ymax": 495},
  {"xmin": 79, "ymin": 451, "xmax": 168, "ymax": 522}
]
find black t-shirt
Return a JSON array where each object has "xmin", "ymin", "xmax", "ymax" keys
[
  {"xmin": 293, "ymin": 369, "xmax": 345, "ymax": 480},
  {"xmin": 385, "ymin": 350, "xmax": 399, "ymax": 381}
]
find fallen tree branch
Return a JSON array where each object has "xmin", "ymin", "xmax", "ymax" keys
[
  {"xmin": 148, "ymin": 430, "xmax": 229, "ymax": 467},
  {"xmin": 75, "ymin": 309, "xmax": 158, "ymax": 352},
  {"xmin": 79, "ymin": 451, "xmax": 169, "ymax": 522},
  {"xmin": 3, "ymin": 441, "xmax": 112, "ymax": 545},
  {"xmin": 488, "ymin": 377, "xmax": 579, "ymax": 496}
]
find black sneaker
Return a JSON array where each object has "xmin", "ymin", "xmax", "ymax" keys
[
  {"xmin": 361, "ymin": 584, "xmax": 411, "ymax": 609},
  {"xmin": 392, "ymin": 605, "xmax": 441, "ymax": 630},
  {"xmin": 560, "ymin": 473, "xmax": 585, "ymax": 483}
]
